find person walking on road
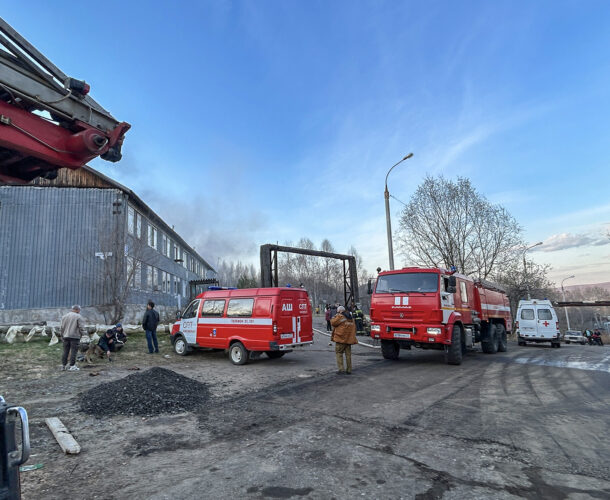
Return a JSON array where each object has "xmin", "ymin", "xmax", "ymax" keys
[
  {"xmin": 325, "ymin": 305, "xmax": 332, "ymax": 332},
  {"xmin": 142, "ymin": 300, "xmax": 160, "ymax": 354},
  {"xmin": 331, "ymin": 305, "xmax": 358, "ymax": 375},
  {"xmin": 60, "ymin": 305, "xmax": 86, "ymax": 371}
]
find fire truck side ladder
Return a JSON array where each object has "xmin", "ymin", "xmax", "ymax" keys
[
  {"xmin": 0, "ymin": 17, "xmax": 122, "ymax": 132},
  {"xmin": 0, "ymin": 16, "xmax": 129, "ymax": 183}
]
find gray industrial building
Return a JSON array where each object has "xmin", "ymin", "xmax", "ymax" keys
[{"xmin": 0, "ymin": 166, "xmax": 215, "ymax": 324}]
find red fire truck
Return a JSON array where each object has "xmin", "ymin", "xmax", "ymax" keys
[
  {"xmin": 170, "ymin": 287, "xmax": 313, "ymax": 365},
  {"xmin": 369, "ymin": 267, "xmax": 512, "ymax": 365}
]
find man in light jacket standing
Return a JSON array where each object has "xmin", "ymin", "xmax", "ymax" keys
[
  {"xmin": 142, "ymin": 300, "xmax": 160, "ymax": 354},
  {"xmin": 60, "ymin": 305, "xmax": 86, "ymax": 371},
  {"xmin": 331, "ymin": 305, "xmax": 358, "ymax": 375}
]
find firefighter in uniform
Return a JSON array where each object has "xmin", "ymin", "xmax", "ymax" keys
[
  {"xmin": 331, "ymin": 306, "xmax": 358, "ymax": 374},
  {"xmin": 354, "ymin": 304, "xmax": 364, "ymax": 335}
]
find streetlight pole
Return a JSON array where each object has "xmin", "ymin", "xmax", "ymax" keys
[
  {"xmin": 561, "ymin": 275, "xmax": 575, "ymax": 331},
  {"xmin": 522, "ymin": 241, "xmax": 543, "ymax": 299},
  {"xmin": 384, "ymin": 153, "xmax": 413, "ymax": 270}
]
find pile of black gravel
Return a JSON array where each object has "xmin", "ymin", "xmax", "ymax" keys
[{"xmin": 80, "ymin": 367, "xmax": 209, "ymax": 417}]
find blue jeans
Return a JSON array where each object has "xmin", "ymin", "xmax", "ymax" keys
[{"xmin": 146, "ymin": 330, "xmax": 159, "ymax": 353}]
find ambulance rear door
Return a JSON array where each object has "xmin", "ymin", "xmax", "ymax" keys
[{"xmin": 278, "ymin": 293, "xmax": 300, "ymax": 344}]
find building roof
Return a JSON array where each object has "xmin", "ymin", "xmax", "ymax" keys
[{"xmin": 29, "ymin": 165, "xmax": 215, "ymax": 273}]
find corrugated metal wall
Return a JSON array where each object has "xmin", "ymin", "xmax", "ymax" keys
[{"xmin": 0, "ymin": 186, "xmax": 124, "ymax": 310}]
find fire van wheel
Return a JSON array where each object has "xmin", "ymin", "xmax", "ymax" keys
[
  {"xmin": 482, "ymin": 324, "xmax": 498, "ymax": 354},
  {"xmin": 444, "ymin": 324, "xmax": 463, "ymax": 365},
  {"xmin": 173, "ymin": 336, "xmax": 189, "ymax": 356},
  {"xmin": 266, "ymin": 351, "xmax": 286, "ymax": 359},
  {"xmin": 229, "ymin": 342, "xmax": 249, "ymax": 365},
  {"xmin": 497, "ymin": 324, "xmax": 507, "ymax": 352},
  {"xmin": 381, "ymin": 340, "xmax": 400, "ymax": 360}
]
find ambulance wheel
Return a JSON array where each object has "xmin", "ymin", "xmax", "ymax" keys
[
  {"xmin": 173, "ymin": 335, "xmax": 189, "ymax": 356},
  {"xmin": 444, "ymin": 324, "xmax": 463, "ymax": 365},
  {"xmin": 381, "ymin": 340, "xmax": 399, "ymax": 360},
  {"xmin": 497, "ymin": 324, "xmax": 507, "ymax": 352},
  {"xmin": 229, "ymin": 342, "xmax": 249, "ymax": 365},
  {"xmin": 482, "ymin": 324, "xmax": 498, "ymax": 354},
  {"xmin": 566, "ymin": 340, "xmax": 570, "ymax": 344},
  {"xmin": 266, "ymin": 351, "xmax": 285, "ymax": 359}
]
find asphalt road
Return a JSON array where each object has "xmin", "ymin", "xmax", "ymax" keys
[{"xmin": 16, "ymin": 319, "xmax": 610, "ymax": 500}]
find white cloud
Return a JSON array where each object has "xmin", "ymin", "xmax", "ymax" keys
[{"xmin": 539, "ymin": 232, "xmax": 610, "ymax": 252}]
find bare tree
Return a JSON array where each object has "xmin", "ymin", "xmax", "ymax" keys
[{"xmin": 397, "ymin": 175, "xmax": 522, "ymax": 279}]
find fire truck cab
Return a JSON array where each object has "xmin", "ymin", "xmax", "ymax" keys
[
  {"xmin": 170, "ymin": 287, "xmax": 313, "ymax": 365},
  {"xmin": 369, "ymin": 267, "xmax": 512, "ymax": 365}
]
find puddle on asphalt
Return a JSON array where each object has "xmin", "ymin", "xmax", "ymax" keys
[{"xmin": 513, "ymin": 355, "xmax": 610, "ymax": 373}]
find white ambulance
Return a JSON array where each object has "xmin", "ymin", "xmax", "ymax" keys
[{"xmin": 516, "ymin": 299, "xmax": 561, "ymax": 348}]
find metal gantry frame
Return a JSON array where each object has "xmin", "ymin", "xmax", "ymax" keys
[{"xmin": 259, "ymin": 244, "xmax": 359, "ymax": 307}]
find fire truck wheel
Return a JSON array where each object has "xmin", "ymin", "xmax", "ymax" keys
[
  {"xmin": 497, "ymin": 324, "xmax": 507, "ymax": 352},
  {"xmin": 173, "ymin": 335, "xmax": 189, "ymax": 356},
  {"xmin": 482, "ymin": 324, "xmax": 499, "ymax": 354},
  {"xmin": 381, "ymin": 340, "xmax": 400, "ymax": 360},
  {"xmin": 266, "ymin": 351, "xmax": 286, "ymax": 359},
  {"xmin": 229, "ymin": 342, "xmax": 249, "ymax": 365},
  {"xmin": 444, "ymin": 324, "xmax": 463, "ymax": 365}
]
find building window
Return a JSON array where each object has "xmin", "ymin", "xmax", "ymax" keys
[
  {"xmin": 148, "ymin": 224, "xmax": 157, "ymax": 249},
  {"xmin": 147, "ymin": 266, "xmax": 153, "ymax": 290},
  {"xmin": 134, "ymin": 260, "xmax": 141, "ymax": 289},
  {"xmin": 128, "ymin": 206, "xmax": 135, "ymax": 235},
  {"xmin": 166, "ymin": 238, "xmax": 171, "ymax": 257},
  {"xmin": 161, "ymin": 234, "xmax": 167, "ymax": 256},
  {"xmin": 183, "ymin": 251, "xmax": 188, "ymax": 268},
  {"xmin": 136, "ymin": 212, "xmax": 142, "ymax": 239}
]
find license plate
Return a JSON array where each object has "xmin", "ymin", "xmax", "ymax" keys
[
  {"xmin": 394, "ymin": 333, "xmax": 410, "ymax": 339},
  {"xmin": 281, "ymin": 333, "xmax": 293, "ymax": 339}
]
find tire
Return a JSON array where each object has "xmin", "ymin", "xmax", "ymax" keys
[
  {"xmin": 381, "ymin": 340, "xmax": 400, "ymax": 360},
  {"xmin": 229, "ymin": 342, "xmax": 249, "ymax": 365},
  {"xmin": 518, "ymin": 340, "xmax": 526, "ymax": 346},
  {"xmin": 266, "ymin": 351, "xmax": 285, "ymax": 359},
  {"xmin": 566, "ymin": 340, "xmax": 570, "ymax": 344},
  {"xmin": 173, "ymin": 335, "xmax": 189, "ymax": 356},
  {"xmin": 497, "ymin": 324, "xmax": 507, "ymax": 352},
  {"xmin": 482, "ymin": 324, "xmax": 498, "ymax": 354},
  {"xmin": 444, "ymin": 324, "xmax": 463, "ymax": 365},
  {"xmin": 580, "ymin": 341, "xmax": 585, "ymax": 345}
]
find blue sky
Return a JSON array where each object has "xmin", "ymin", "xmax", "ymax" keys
[{"xmin": 5, "ymin": 1, "xmax": 610, "ymax": 285}]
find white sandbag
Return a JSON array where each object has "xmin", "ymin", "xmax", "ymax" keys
[{"xmin": 49, "ymin": 327, "xmax": 59, "ymax": 346}]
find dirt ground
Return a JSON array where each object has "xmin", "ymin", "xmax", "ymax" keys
[{"xmin": 2, "ymin": 321, "xmax": 609, "ymax": 499}]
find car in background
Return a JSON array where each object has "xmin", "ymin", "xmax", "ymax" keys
[{"xmin": 564, "ymin": 331, "xmax": 587, "ymax": 345}]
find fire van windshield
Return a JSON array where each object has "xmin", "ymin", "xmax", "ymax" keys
[{"xmin": 375, "ymin": 272, "xmax": 439, "ymax": 294}]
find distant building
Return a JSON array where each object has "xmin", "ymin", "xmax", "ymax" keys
[{"xmin": 0, "ymin": 166, "xmax": 215, "ymax": 324}]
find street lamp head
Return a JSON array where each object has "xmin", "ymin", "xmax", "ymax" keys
[{"xmin": 402, "ymin": 153, "xmax": 414, "ymax": 161}]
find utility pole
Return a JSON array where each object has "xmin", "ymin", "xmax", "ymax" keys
[
  {"xmin": 561, "ymin": 275, "xmax": 575, "ymax": 331},
  {"xmin": 384, "ymin": 153, "xmax": 413, "ymax": 270}
]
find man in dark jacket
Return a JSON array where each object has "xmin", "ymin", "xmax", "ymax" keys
[
  {"xmin": 142, "ymin": 300, "xmax": 160, "ymax": 354},
  {"xmin": 96, "ymin": 328, "xmax": 117, "ymax": 362}
]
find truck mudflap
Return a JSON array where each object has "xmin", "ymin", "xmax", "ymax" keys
[{"xmin": 269, "ymin": 341, "xmax": 314, "ymax": 351}]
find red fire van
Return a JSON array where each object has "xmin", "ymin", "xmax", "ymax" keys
[{"xmin": 170, "ymin": 287, "xmax": 313, "ymax": 365}]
